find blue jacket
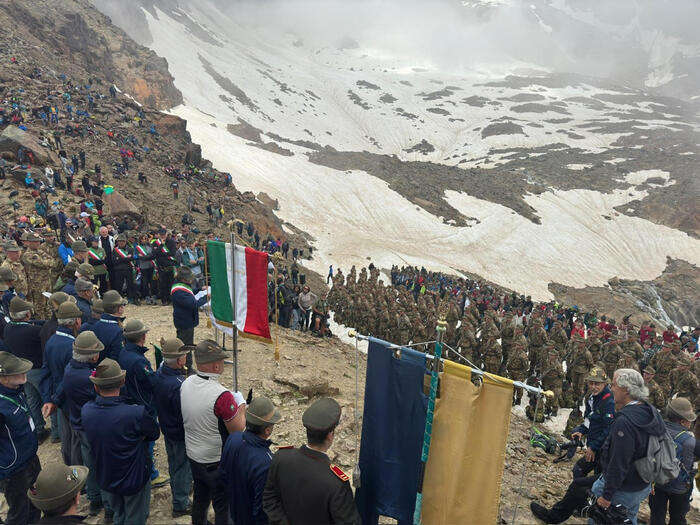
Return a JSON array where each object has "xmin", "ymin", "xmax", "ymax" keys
[
  {"xmin": 153, "ymin": 364, "xmax": 186, "ymax": 442},
  {"xmin": 58, "ymin": 244, "xmax": 74, "ymax": 265},
  {"xmin": 600, "ymin": 401, "xmax": 665, "ymax": 500},
  {"xmin": 41, "ymin": 327, "xmax": 75, "ymax": 407},
  {"xmin": 91, "ymin": 314, "xmax": 124, "ymax": 361},
  {"xmin": 118, "ymin": 341, "xmax": 156, "ymax": 416},
  {"xmin": 220, "ymin": 431, "xmax": 273, "ymax": 525},
  {"xmin": 62, "ymin": 359, "xmax": 96, "ymax": 431},
  {"xmin": 81, "ymin": 395, "xmax": 159, "ymax": 495},
  {"xmin": 76, "ymin": 297, "xmax": 91, "ymax": 324},
  {"xmin": 1, "ymin": 289, "xmax": 23, "ymax": 317},
  {"xmin": 61, "ymin": 279, "xmax": 77, "ymax": 299},
  {"xmin": 572, "ymin": 385, "xmax": 615, "ymax": 452},
  {"xmin": 4, "ymin": 320, "xmax": 44, "ymax": 368},
  {"xmin": 0, "ymin": 384, "xmax": 38, "ymax": 480},
  {"xmin": 171, "ymin": 283, "xmax": 207, "ymax": 329}
]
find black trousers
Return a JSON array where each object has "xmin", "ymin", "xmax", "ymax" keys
[
  {"xmin": 93, "ymin": 273, "xmax": 108, "ymax": 295},
  {"xmin": 140, "ymin": 267, "xmax": 154, "ymax": 298},
  {"xmin": 649, "ymin": 486, "xmax": 692, "ymax": 525},
  {"xmin": 188, "ymin": 459, "xmax": 228, "ymax": 525},
  {"xmin": 176, "ymin": 326, "xmax": 194, "ymax": 372},
  {"xmin": 0, "ymin": 455, "xmax": 41, "ymax": 525},
  {"xmin": 158, "ymin": 267, "xmax": 174, "ymax": 303},
  {"xmin": 113, "ymin": 269, "xmax": 136, "ymax": 300}
]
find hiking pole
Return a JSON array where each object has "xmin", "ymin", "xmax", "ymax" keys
[{"xmin": 413, "ymin": 315, "xmax": 446, "ymax": 525}]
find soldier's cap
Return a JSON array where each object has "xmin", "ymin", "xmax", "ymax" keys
[
  {"xmin": 246, "ymin": 397, "xmax": 282, "ymax": 427},
  {"xmin": 0, "ymin": 351, "xmax": 33, "ymax": 376},
  {"xmin": 71, "ymin": 240, "xmax": 88, "ymax": 253},
  {"xmin": 50, "ymin": 291, "xmax": 75, "ymax": 308},
  {"xmin": 21, "ymin": 231, "xmax": 41, "ymax": 242},
  {"xmin": 102, "ymin": 290, "xmax": 127, "ymax": 308},
  {"xmin": 161, "ymin": 337, "xmax": 191, "ymax": 358},
  {"xmin": 91, "ymin": 299, "xmax": 104, "ymax": 314},
  {"xmin": 585, "ymin": 367, "xmax": 608, "ymax": 383},
  {"xmin": 89, "ymin": 358, "xmax": 125, "ymax": 388},
  {"xmin": 176, "ymin": 266, "xmax": 194, "ymax": 284},
  {"xmin": 63, "ymin": 260, "xmax": 79, "ymax": 275},
  {"xmin": 667, "ymin": 398, "xmax": 697, "ymax": 422},
  {"xmin": 9, "ymin": 296, "xmax": 33, "ymax": 315},
  {"xmin": 5, "ymin": 241, "xmax": 20, "ymax": 252},
  {"xmin": 27, "ymin": 463, "xmax": 88, "ymax": 512},
  {"xmin": 127, "ymin": 231, "xmax": 137, "ymax": 239},
  {"xmin": 643, "ymin": 366, "xmax": 656, "ymax": 375},
  {"xmin": 0, "ymin": 267, "xmax": 17, "ymax": 282},
  {"xmin": 302, "ymin": 397, "xmax": 341, "ymax": 433},
  {"xmin": 73, "ymin": 331, "xmax": 104, "ymax": 355},
  {"xmin": 123, "ymin": 319, "xmax": 149, "ymax": 341},
  {"xmin": 56, "ymin": 301, "xmax": 82, "ymax": 321},
  {"xmin": 75, "ymin": 278, "xmax": 93, "ymax": 292},
  {"xmin": 115, "ymin": 233, "xmax": 127, "ymax": 242},
  {"xmin": 194, "ymin": 339, "xmax": 228, "ymax": 365},
  {"xmin": 77, "ymin": 263, "xmax": 94, "ymax": 279}
]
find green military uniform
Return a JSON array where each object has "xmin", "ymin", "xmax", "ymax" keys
[
  {"xmin": 671, "ymin": 356, "xmax": 700, "ymax": 412},
  {"xmin": 643, "ymin": 368, "xmax": 667, "ymax": 410},
  {"xmin": 21, "ymin": 233, "xmax": 61, "ymax": 319},
  {"xmin": 549, "ymin": 322, "xmax": 568, "ymax": 357},
  {"xmin": 541, "ymin": 349, "xmax": 564, "ymax": 417},
  {"xmin": 586, "ymin": 329, "xmax": 604, "ymax": 365},
  {"xmin": 568, "ymin": 340, "xmax": 594, "ymax": 401},
  {"xmin": 528, "ymin": 319, "xmax": 548, "ymax": 375},
  {"xmin": 0, "ymin": 243, "xmax": 28, "ymax": 296},
  {"xmin": 507, "ymin": 343, "xmax": 529, "ymax": 405},
  {"xmin": 601, "ymin": 339, "xmax": 623, "ymax": 380},
  {"xmin": 564, "ymin": 407, "xmax": 584, "ymax": 439},
  {"xmin": 481, "ymin": 338, "xmax": 502, "ymax": 374},
  {"xmin": 651, "ymin": 345, "xmax": 676, "ymax": 392},
  {"xmin": 616, "ymin": 352, "xmax": 640, "ymax": 373}
]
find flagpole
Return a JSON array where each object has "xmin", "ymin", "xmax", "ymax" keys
[
  {"xmin": 413, "ymin": 312, "xmax": 447, "ymax": 525},
  {"xmin": 230, "ymin": 231, "xmax": 239, "ymax": 391}
]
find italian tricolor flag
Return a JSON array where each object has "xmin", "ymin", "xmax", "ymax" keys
[{"xmin": 207, "ymin": 241, "xmax": 271, "ymax": 342}]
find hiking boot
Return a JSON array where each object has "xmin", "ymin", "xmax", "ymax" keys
[
  {"xmin": 88, "ymin": 500, "xmax": 103, "ymax": 516},
  {"xmin": 530, "ymin": 502, "xmax": 554, "ymax": 523},
  {"xmin": 152, "ymin": 474, "xmax": 170, "ymax": 488}
]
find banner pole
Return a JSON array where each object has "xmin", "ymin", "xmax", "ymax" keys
[
  {"xmin": 230, "ymin": 232, "xmax": 239, "ymax": 391},
  {"xmin": 413, "ymin": 315, "xmax": 446, "ymax": 525},
  {"xmin": 273, "ymin": 261, "xmax": 280, "ymax": 362}
]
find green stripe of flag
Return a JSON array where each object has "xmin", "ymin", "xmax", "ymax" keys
[{"xmin": 207, "ymin": 241, "xmax": 232, "ymax": 324}]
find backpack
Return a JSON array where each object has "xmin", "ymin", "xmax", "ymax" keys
[
  {"xmin": 627, "ymin": 407, "xmax": 680, "ymax": 486},
  {"xmin": 658, "ymin": 430, "xmax": 696, "ymax": 494},
  {"xmin": 530, "ymin": 427, "xmax": 558, "ymax": 454}
]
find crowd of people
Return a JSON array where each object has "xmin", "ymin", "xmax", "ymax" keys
[
  {"xmin": 327, "ymin": 264, "xmax": 699, "ymax": 524},
  {"xmin": 0, "ymin": 288, "xmax": 355, "ymax": 524}
]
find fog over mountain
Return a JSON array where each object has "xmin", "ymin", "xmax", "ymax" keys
[{"xmin": 92, "ymin": 0, "xmax": 699, "ymax": 323}]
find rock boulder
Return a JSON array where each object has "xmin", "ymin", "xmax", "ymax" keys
[{"xmin": 0, "ymin": 126, "xmax": 55, "ymax": 166}]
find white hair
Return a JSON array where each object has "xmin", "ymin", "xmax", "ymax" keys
[
  {"xmin": 72, "ymin": 351, "xmax": 99, "ymax": 362},
  {"xmin": 10, "ymin": 311, "xmax": 30, "ymax": 320},
  {"xmin": 614, "ymin": 368, "xmax": 649, "ymax": 401}
]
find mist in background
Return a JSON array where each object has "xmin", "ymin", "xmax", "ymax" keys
[{"xmin": 93, "ymin": 0, "xmax": 700, "ymax": 99}]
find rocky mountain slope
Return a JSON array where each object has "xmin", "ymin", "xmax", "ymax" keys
[{"xmin": 0, "ymin": 0, "xmax": 311, "ymax": 257}]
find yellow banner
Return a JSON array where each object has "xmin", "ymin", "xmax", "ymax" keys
[{"xmin": 421, "ymin": 365, "xmax": 513, "ymax": 524}]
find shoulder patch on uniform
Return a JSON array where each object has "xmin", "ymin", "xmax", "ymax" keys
[
  {"xmin": 602, "ymin": 393, "xmax": 611, "ymax": 400},
  {"xmin": 330, "ymin": 463, "xmax": 349, "ymax": 482}
]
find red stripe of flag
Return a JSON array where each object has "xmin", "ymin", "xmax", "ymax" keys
[{"xmin": 243, "ymin": 247, "xmax": 270, "ymax": 340}]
